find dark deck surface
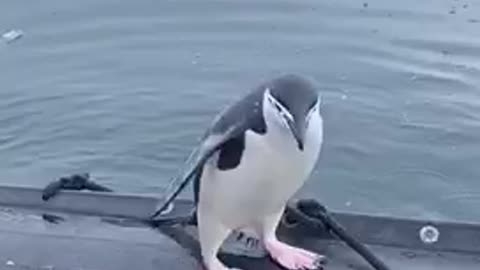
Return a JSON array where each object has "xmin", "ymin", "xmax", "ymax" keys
[{"xmin": 0, "ymin": 186, "xmax": 479, "ymax": 270}]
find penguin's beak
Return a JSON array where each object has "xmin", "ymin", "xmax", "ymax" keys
[{"xmin": 287, "ymin": 118, "xmax": 305, "ymax": 151}]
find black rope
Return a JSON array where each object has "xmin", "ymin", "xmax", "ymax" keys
[
  {"xmin": 42, "ymin": 173, "xmax": 113, "ymax": 201},
  {"xmin": 286, "ymin": 199, "xmax": 391, "ymax": 270},
  {"xmin": 41, "ymin": 173, "xmax": 195, "ymax": 227}
]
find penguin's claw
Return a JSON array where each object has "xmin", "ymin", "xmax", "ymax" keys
[{"xmin": 265, "ymin": 239, "xmax": 326, "ymax": 270}]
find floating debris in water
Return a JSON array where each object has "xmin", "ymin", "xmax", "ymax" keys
[
  {"xmin": 345, "ymin": 201, "xmax": 352, "ymax": 207},
  {"xmin": 6, "ymin": 260, "xmax": 15, "ymax": 266},
  {"xmin": 463, "ymin": 4, "xmax": 469, "ymax": 8},
  {"xmin": 341, "ymin": 94, "xmax": 347, "ymax": 100},
  {"xmin": 467, "ymin": 19, "xmax": 479, "ymax": 23},
  {"xmin": 1, "ymin": 29, "xmax": 24, "ymax": 43},
  {"xmin": 363, "ymin": 2, "xmax": 368, "ymax": 8},
  {"xmin": 449, "ymin": 8, "xmax": 456, "ymax": 14}
]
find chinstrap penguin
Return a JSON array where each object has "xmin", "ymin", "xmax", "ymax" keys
[{"xmin": 153, "ymin": 74, "xmax": 325, "ymax": 270}]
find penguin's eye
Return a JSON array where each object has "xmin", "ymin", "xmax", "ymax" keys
[
  {"xmin": 308, "ymin": 100, "xmax": 317, "ymax": 111},
  {"xmin": 272, "ymin": 100, "xmax": 292, "ymax": 121},
  {"xmin": 267, "ymin": 95, "xmax": 283, "ymax": 112},
  {"xmin": 306, "ymin": 100, "xmax": 319, "ymax": 123},
  {"xmin": 266, "ymin": 92, "xmax": 293, "ymax": 122}
]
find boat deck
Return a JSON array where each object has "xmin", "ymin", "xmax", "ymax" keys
[{"xmin": 0, "ymin": 186, "xmax": 479, "ymax": 270}]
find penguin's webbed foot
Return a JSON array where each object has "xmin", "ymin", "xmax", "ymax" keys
[{"xmin": 265, "ymin": 239, "xmax": 326, "ymax": 270}]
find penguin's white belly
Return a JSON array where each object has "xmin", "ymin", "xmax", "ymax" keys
[{"xmin": 198, "ymin": 118, "xmax": 322, "ymax": 229}]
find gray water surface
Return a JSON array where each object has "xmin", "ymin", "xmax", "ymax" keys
[{"xmin": 1, "ymin": 0, "xmax": 480, "ymax": 222}]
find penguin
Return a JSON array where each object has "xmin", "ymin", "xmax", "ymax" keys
[{"xmin": 152, "ymin": 74, "xmax": 324, "ymax": 270}]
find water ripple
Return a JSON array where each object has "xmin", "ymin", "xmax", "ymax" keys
[{"xmin": 1, "ymin": 0, "xmax": 480, "ymax": 222}]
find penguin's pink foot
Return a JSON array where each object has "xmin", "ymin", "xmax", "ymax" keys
[{"xmin": 265, "ymin": 239, "xmax": 326, "ymax": 270}]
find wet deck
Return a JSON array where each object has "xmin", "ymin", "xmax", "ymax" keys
[{"xmin": 0, "ymin": 186, "xmax": 479, "ymax": 270}]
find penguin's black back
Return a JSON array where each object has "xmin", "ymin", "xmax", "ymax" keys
[{"xmin": 192, "ymin": 74, "xmax": 317, "ymax": 205}]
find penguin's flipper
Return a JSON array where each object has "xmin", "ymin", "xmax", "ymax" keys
[{"xmin": 150, "ymin": 124, "xmax": 246, "ymax": 219}]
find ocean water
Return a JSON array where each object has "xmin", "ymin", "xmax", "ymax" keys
[{"xmin": 1, "ymin": 0, "xmax": 480, "ymax": 222}]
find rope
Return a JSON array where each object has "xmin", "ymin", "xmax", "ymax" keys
[
  {"xmin": 286, "ymin": 199, "xmax": 392, "ymax": 270},
  {"xmin": 42, "ymin": 173, "xmax": 113, "ymax": 201}
]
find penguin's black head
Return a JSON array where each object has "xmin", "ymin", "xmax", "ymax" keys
[{"xmin": 263, "ymin": 74, "xmax": 321, "ymax": 151}]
